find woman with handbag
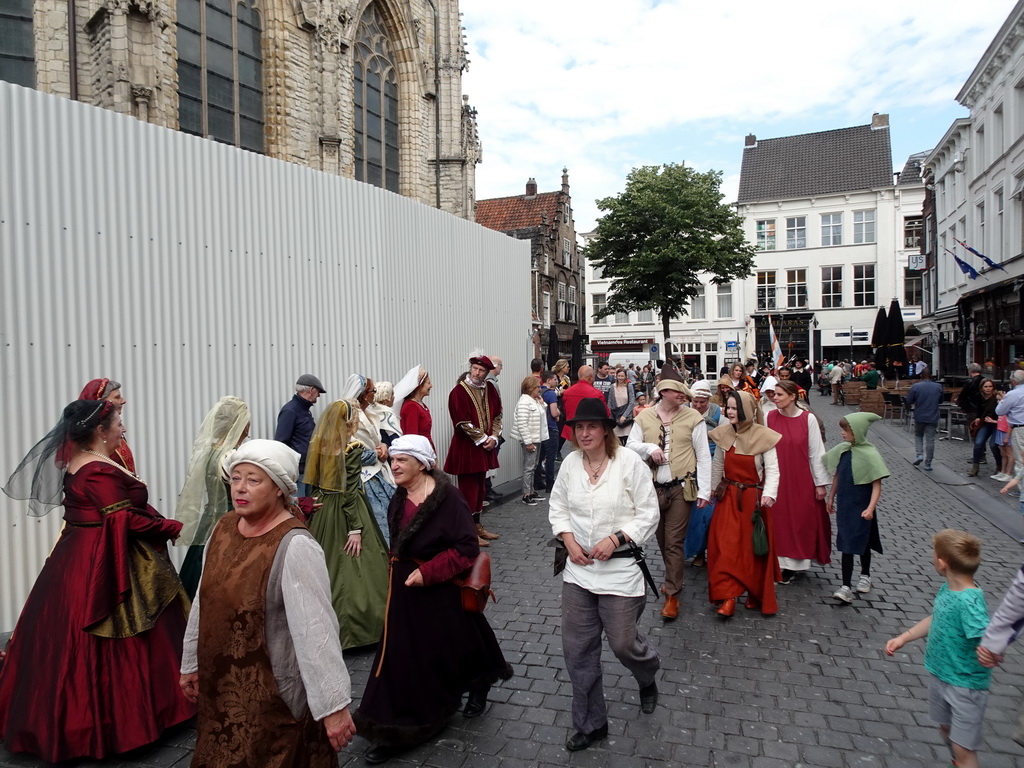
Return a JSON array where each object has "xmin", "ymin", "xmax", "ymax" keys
[
  {"xmin": 549, "ymin": 398, "xmax": 661, "ymax": 752},
  {"xmin": 608, "ymin": 367, "xmax": 636, "ymax": 445},
  {"xmin": 354, "ymin": 435, "xmax": 512, "ymax": 765},
  {"xmin": 707, "ymin": 390, "xmax": 781, "ymax": 617},
  {"xmin": 969, "ymin": 378, "xmax": 1001, "ymax": 478}
]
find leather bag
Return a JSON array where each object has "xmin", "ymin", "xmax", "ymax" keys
[{"xmin": 453, "ymin": 552, "xmax": 497, "ymax": 612}]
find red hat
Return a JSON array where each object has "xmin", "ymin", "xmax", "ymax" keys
[{"xmin": 469, "ymin": 355, "xmax": 496, "ymax": 371}]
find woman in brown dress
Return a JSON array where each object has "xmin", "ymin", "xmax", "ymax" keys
[{"xmin": 179, "ymin": 439, "xmax": 356, "ymax": 767}]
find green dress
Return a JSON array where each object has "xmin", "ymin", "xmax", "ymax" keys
[{"xmin": 308, "ymin": 442, "xmax": 389, "ymax": 650}]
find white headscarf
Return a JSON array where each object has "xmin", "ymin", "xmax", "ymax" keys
[
  {"xmin": 341, "ymin": 373, "xmax": 368, "ymax": 401},
  {"xmin": 392, "ymin": 365, "xmax": 426, "ymax": 414},
  {"xmin": 389, "ymin": 434, "xmax": 436, "ymax": 470},
  {"xmin": 221, "ymin": 439, "xmax": 299, "ymax": 500}
]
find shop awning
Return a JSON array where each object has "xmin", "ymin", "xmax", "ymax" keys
[{"xmin": 904, "ymin": 335, "xmax": 928, "ymax": 347}]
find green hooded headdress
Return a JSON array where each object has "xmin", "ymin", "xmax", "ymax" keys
[{"xmin": 823, "ymin": 411, "xmax": 890, "ymax": 485}]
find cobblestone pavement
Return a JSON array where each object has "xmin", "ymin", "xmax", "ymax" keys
[{"xmin": 3, "ymin": 395, "xmax": 1024, "ymax": 767}]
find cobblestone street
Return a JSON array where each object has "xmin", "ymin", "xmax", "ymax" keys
[{"xmin": 3, "ymin": 395, "xmax": 1024, "ymax": 767}]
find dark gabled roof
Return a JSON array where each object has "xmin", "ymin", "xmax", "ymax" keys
[
  {"xmin": 476, "ymin": 191, "xmax": 561, "ymax": 233},
  {"xmin": 737, "ymin": 123, "xmax": 893, "ymax": 203},
  {"xmin": 898, "ymin": 151, "xmax": 929, "ymax": 186}
]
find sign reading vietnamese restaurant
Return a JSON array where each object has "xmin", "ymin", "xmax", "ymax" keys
[{"xmin": 591, "ymin": 338, "xmax": 654, "ymax": 350}]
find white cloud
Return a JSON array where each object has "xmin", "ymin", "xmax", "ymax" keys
[{"xmin": 461, "ymin": 0, "xmax": 1011, "ymax": 230}]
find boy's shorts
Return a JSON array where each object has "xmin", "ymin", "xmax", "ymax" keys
[{"xmin": 928, "ymin": 676, "xmax": 989, "ymax": 751}]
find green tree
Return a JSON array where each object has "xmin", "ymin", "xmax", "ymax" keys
[{"xmin": 587, "ymin": 163, "xmax": 755, "ymax": 359}]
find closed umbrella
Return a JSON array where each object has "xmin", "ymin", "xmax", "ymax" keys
[
  {"xmin": 547, "ymin": 325, "xmax": 560, "ymax": 369},
  {"xmin": 871, "ymin": 306, "xmax": 888, "ymax": 371},
  {"xmin": 571, "ymin": 328, "xmax": 583, "ymax": 381},
  {"xmin": 884, "ymin": 299, "xmax": 908, "ymax": 377}
]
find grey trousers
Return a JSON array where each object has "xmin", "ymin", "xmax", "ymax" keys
[
  {"xmin": 521, "ymin": 444, "xmax": 538, "ymax": 496},
  {"xmin": 914, "ymin": 421, "xmax": 937, "ymax": 464},
  {"xmin": 1011, "ymin": 425, "xmax": 1024, "ymax": 475},
  {"xmin": 561, "ymin": 581, "xmax": 660, "ymax": 733}
]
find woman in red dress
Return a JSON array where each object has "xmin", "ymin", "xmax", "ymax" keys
[
  {"xmin": 767, "ymin": 380, "xmax": 832, "ymax": 583},
  {"xmin": 707, "ymin": 390, "xmax": 781, "ymax": 617},
  {"xmin": 79, "ymin": 377, "xmax": 136, "ymax": 473},
  {"xmin": 394, "ymin": 365, "xmax": 434, "ymax": 448},
  {"xmin": 0, "ymin": 400, "xmax": 193, "ymax": 762}
]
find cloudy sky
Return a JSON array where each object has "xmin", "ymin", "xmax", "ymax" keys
[{"xmin": 461, "ymin": 0, "xmax": 1015, "ymax": 233}]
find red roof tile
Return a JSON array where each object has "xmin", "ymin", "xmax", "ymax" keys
[{"xmin": 476, "ymin": 191, "xmax": 561, "ymax": 233}]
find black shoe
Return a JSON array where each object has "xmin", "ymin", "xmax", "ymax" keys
[
  {"xmin": 364, "ymin": 744, "xmax": 402, "ymax": 764},
  {"xmin": 463, "ymin": 688, "xmax": 488, "ymax": 718},
  {"xmin": 566, "ymin": 724, "xmax": 608, "ymax": 751},
  {"xmin": 639, "ymin": 681, "xmax": 658, "ymax": 713}
]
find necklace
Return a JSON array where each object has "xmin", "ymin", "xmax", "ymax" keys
[
  {"xmin": 584, "ymin": 453, "xmax": 607, "ymax": 480},
  {"xmin": 82, "ymin": 449, "xmax": 147, "ymax": 486}
]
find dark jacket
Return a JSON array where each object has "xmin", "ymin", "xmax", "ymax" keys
[
  {"xmin": 956, "ymin": 374, "xmax": 984, "ymax": 418},
  {"xmin": 274, "ymin": 394, "xmax": 316, "ymax": 470}
]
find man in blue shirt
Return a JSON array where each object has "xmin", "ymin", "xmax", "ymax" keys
[
  {"xmin": 905, "ymin": 367, "xmax": 943, "ymax": 471},
  {"xmin": 535, "ymin": 371, "xmax": 562, "ymax": 494},
  {"xmin": 274, "ymin": 373, "xmax": 326, "ymax": 495},
  {"xmin": 996, "ymin": 369, "xmax": 1024, "ymax": 477}
]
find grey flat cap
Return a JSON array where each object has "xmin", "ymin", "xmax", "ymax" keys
[{"xmin": 296, "ymin": 373, "xmax": 326, "ymax": 393}]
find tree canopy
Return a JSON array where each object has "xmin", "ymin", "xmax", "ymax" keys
[{"xmin": 587, "ymin": 163, "xmax": 756, "ymax": 349}]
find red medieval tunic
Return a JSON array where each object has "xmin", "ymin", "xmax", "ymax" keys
[
  {"xmin": 706, "ymin": 449, "xmax": 780, "ymax": 615},
  {"xmin": 400, "ymin": 399, "xmax": 434, "ymax": 450},
  {"xmin": 0, "ymin": 463, "xmax": 192, "ymax": 763},
  {"xmin": 766, "ymin": 409, "xmax": 831, "ymax": 565},
  {"xmin": 192, "ymin": 513, "xmax": 334, "ymax": 768},
  {"xmin": 443, "ymin": 380, "xmax": 502, "ymax": 475}
]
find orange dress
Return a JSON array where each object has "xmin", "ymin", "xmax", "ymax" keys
[{"xmin": 706, "ymin": 448, "xmax": 780, "ymax": 614}]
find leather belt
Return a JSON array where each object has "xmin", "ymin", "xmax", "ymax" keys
[
  {"xmin": 1011, "ymin": 424, "xmax": 1024, "ymax": 429},
  {"xmin": 653, "ymin": 480, "xmax": 682, "ymax": 489}
]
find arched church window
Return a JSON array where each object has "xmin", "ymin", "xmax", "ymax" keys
[
  {"xmin": 0, "ymin": 0, "xmax": 35, "ymax": 88},
  {"xmin": 353, "ymin": 3, "xmax": 399, "ymax": 192},
  {"xmin": 177, "ymin": 0, "xmax": 264, "ymax": 152}
]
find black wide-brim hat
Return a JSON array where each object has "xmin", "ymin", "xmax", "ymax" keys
[{"xmin": 565, "ymin": 397, "xmax": 614, "ymax": 425}]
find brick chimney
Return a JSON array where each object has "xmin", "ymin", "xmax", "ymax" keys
[
  {"xmin": 525, "ymin": 178, "xmax": 538, "ymax": 196},
  {"xmin": 744, "ymin": 134, "xmax": 756, "ymax": 147},
  {"xmin": 871, "ymin": 112, "xmax": 889, "ymax": 129}
]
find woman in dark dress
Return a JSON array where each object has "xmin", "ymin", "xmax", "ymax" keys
[
  {"xmin": 354, "ymin": 435, "xmax": 512, "ymax": 764},
  {"xmin": 0, "ymin": 400, "xmax": 193, "ymax": 762}
]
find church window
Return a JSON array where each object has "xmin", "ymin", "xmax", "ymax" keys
[
  {"xmin": 354, "ymin": 3, "xmax": 399, "ymax": 192},
  {"xmin": 0, "ymin": 0, "xmax": 35, "ymax": 88}
]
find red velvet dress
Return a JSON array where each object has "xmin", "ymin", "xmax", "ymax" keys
[
  {"xmin": 0, "ymin": 463, "xmax": 194, "ymax": 762},
  {"xmin": 706, "ymin": 449, "xmax": 780, "ymax": 615},
  {"xmin": 766, "ymin": 410, "xmax": 831, "ymax": 565},
  {"xmin": 400, "ymin": 399, "xmax": 434, "ymax": 450}
]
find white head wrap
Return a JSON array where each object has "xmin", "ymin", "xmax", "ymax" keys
[
  {"xmin": 341, "ymin": 373, "xmax": 368, "ymax": 401},
  {"xmin": 690, "ymin": 380, "xmax": 712, "ymax": 397},
  {"xmin": 389, "ymin": 434, "xmax": 436, "ymax": 470},
  {"xmin": 222, "ymin": 439, "xmax": 300, "ymax": 500},
  {"xmin": 392, "ymin": 365, "xmax": 427, "ymax": 417},
  {"xmin": 761, "ymin": 376, "xmax": 778, "ymax": 394}
]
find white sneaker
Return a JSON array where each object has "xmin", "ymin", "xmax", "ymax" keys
[
  {"xmin": 832, "ymin": 585, "xmax": 854, "ymax": 603},
  {"xmin": 855, "ymin": 575, "xmax": 872, "ymax": 593},
  {"xmin": 991, "ymin": 473, "xmax": 1010, "ymax": 481}
]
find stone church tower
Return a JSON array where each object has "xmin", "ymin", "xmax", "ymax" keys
[{"xmin": 2, "ymin": 0, "xmax": 480, "ymax": 218}]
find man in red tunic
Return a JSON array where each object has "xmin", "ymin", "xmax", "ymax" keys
[
  {"xmin": 560, "ymin": 366, "xmax": 608, "ymax": 441},
  {"xmin": 444, "ymin": 355, "xmax": 503, "ymax": 546}
]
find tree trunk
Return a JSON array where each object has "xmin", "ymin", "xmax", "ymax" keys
[{"xmin": 661, "ymin": 310, "xmax": 672, "ymax": 365}]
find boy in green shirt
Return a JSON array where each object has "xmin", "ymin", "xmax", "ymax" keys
[{"xmin": 886, "ymin": 529, "xmax": 990, "ymax": 768}]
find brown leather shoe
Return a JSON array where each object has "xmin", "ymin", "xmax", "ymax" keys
[
  {"xmin": 477, "ymin": 536, "xmax": 490, "ymax": 547},
  {"xmin": 716, "ymin": 597, "xmax": 736, "ymax": 617},
  {"xmin": 476, "ymin": 523, "xmax": 500, "ymax": 541},
  {"xmin": 660, "ymin": 595, "xmax": 679, "ymax": 620}
]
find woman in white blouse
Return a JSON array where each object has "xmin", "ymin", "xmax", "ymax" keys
[
  {"xmin": 510, "ymin": 375, "xmax": 548, "ymax": 505},
  {"xmin": 548, "ymin": 397, "xmax": 660, "ymax": 753}
]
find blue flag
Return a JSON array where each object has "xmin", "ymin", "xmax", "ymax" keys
[
  {"xmin": 958, "ymin": 239, "xmax": 1007, "ymax": 272},
  {"xmin": 945, "ymin": 247, "xmax": 978, "ymax": 279}
]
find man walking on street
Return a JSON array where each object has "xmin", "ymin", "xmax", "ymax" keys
[
  {"xmin": 996, "ymin": 369, "xmax": 1024, "ymax": 476},
  {"xmin": 626, "ymin": 365, "xmax": 712, "ymax": 619},
  {"xmin": 444, "ymin": 355, "xmax": 503, "ymax": 546},
  {"xmin": 829, "ymin": 361, "xmax": 845, "ymax": 404},
  {"xmin": 905, "ymin": 366, "xmax": 943, "ymax": 471},
  {"xmin": 535, "ymin": 371, "xmax": 561, "ymax": 493},
  {"xmin": 274, "ymin": 373, "xmax": 326, "ymax": 496},
  {"xmin": 593, "ymin": 361, "xmax": 614, "ymax": 402},
  {"xmin": 561, "ymin": 366, "xmax": 607, "ymax": 441}
]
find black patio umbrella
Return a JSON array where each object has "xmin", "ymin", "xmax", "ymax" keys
[
  {"xmin": 547, "ymin": 325, "xmax": 560, "ymax": 369},
  {"xmin": 570, "ymin": 328, "xmax": 583, "ymax": 381},
  {"xmin": 884, "ymin": 298, "xmax": 909, "ymax": 376},
  {"xmin": 871, "ymin": 306, "xmax": 888, "ymax": 370}
]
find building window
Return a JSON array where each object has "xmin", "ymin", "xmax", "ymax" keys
[
  {"xmin": 996, "ymin": 188, "xmax": 1005, "ymax": 261},
  {"xmin": 592, "ymin": 293, "xmax": 606, "ymax": 324},
  {"xmin": 542, "ymin": 292, "xmax": 551, "ymax": 326},
  {"xmin": 717, "ymin": 283, "xmax": 733, "ymax": 318},
  {"xmin": 615, "ymin": 310, "xmax": 629, "ymax": 324},
  {"xmin": 563, "ymin": 237, "xmax": 571, "ymax": 266},
  {"xmin": 853, "ymin": 264, "xmax": 875, "ymax": 307},
  {"xmin": 853, "ymin": 210, "xmax": 875, "ymax": 244},
  {"xmin": 755, "ymin": 220, "xmax": 776, "ymax": 250},
  {"xmin": 177, "ymin": 0, "xmax": 265, "ymax": 152},
  {"xmin": 567, "ymin": 285, "xmax": 577, "ymax": 322},
  {"xmin": 0, "ymin": 0, "xmax": 34, "ymax": 87},
  {"xmin": 756, "ymin": 271, "xmax": 777, "ymax": 311},
  {"xmin": 904, "ymin": 267, "xmax": 922, "ymax": 306},
  {"xmin": 638, "ymin": 309, "xmax": 653, "ymax": 323},
  {"xmin": 786, "ymin": 216, "xmax": 806, "ymax": 249},
  {"xmin": 904, "ymin": 216, "xmax": 923, "ymax": 249},
  {"xmin": 822, "ymin": 266, "xmax": 842, "ymax": 308},
  {"xmin": 978, "ymin": 200, "xmax": 986, "ymax": 256},
  {"xmin": 557, "ymin": 282, "xmax": 567, "ymax": 321},
  {"xmin": 354, "ymin": 3, "xmax": 399, "ymax": 192},
  {"xmin": 786, "ymin": 269, "xmax": 807, "ymax": 308},
  {"xmin": 691, "ymin": 285, "xmax": 706, "ymax": 320},
  {"xmin": 563, "ymin": 203, "xmax": 571, "ymax": 223},
  {"xmin": 821, "ymin": 213, "xmax": 842, "ymax": 246}
]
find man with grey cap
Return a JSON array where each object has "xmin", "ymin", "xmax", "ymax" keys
[{"xmin": 274, "ymin": 374, "xmax": 326, "ymax": 495}]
